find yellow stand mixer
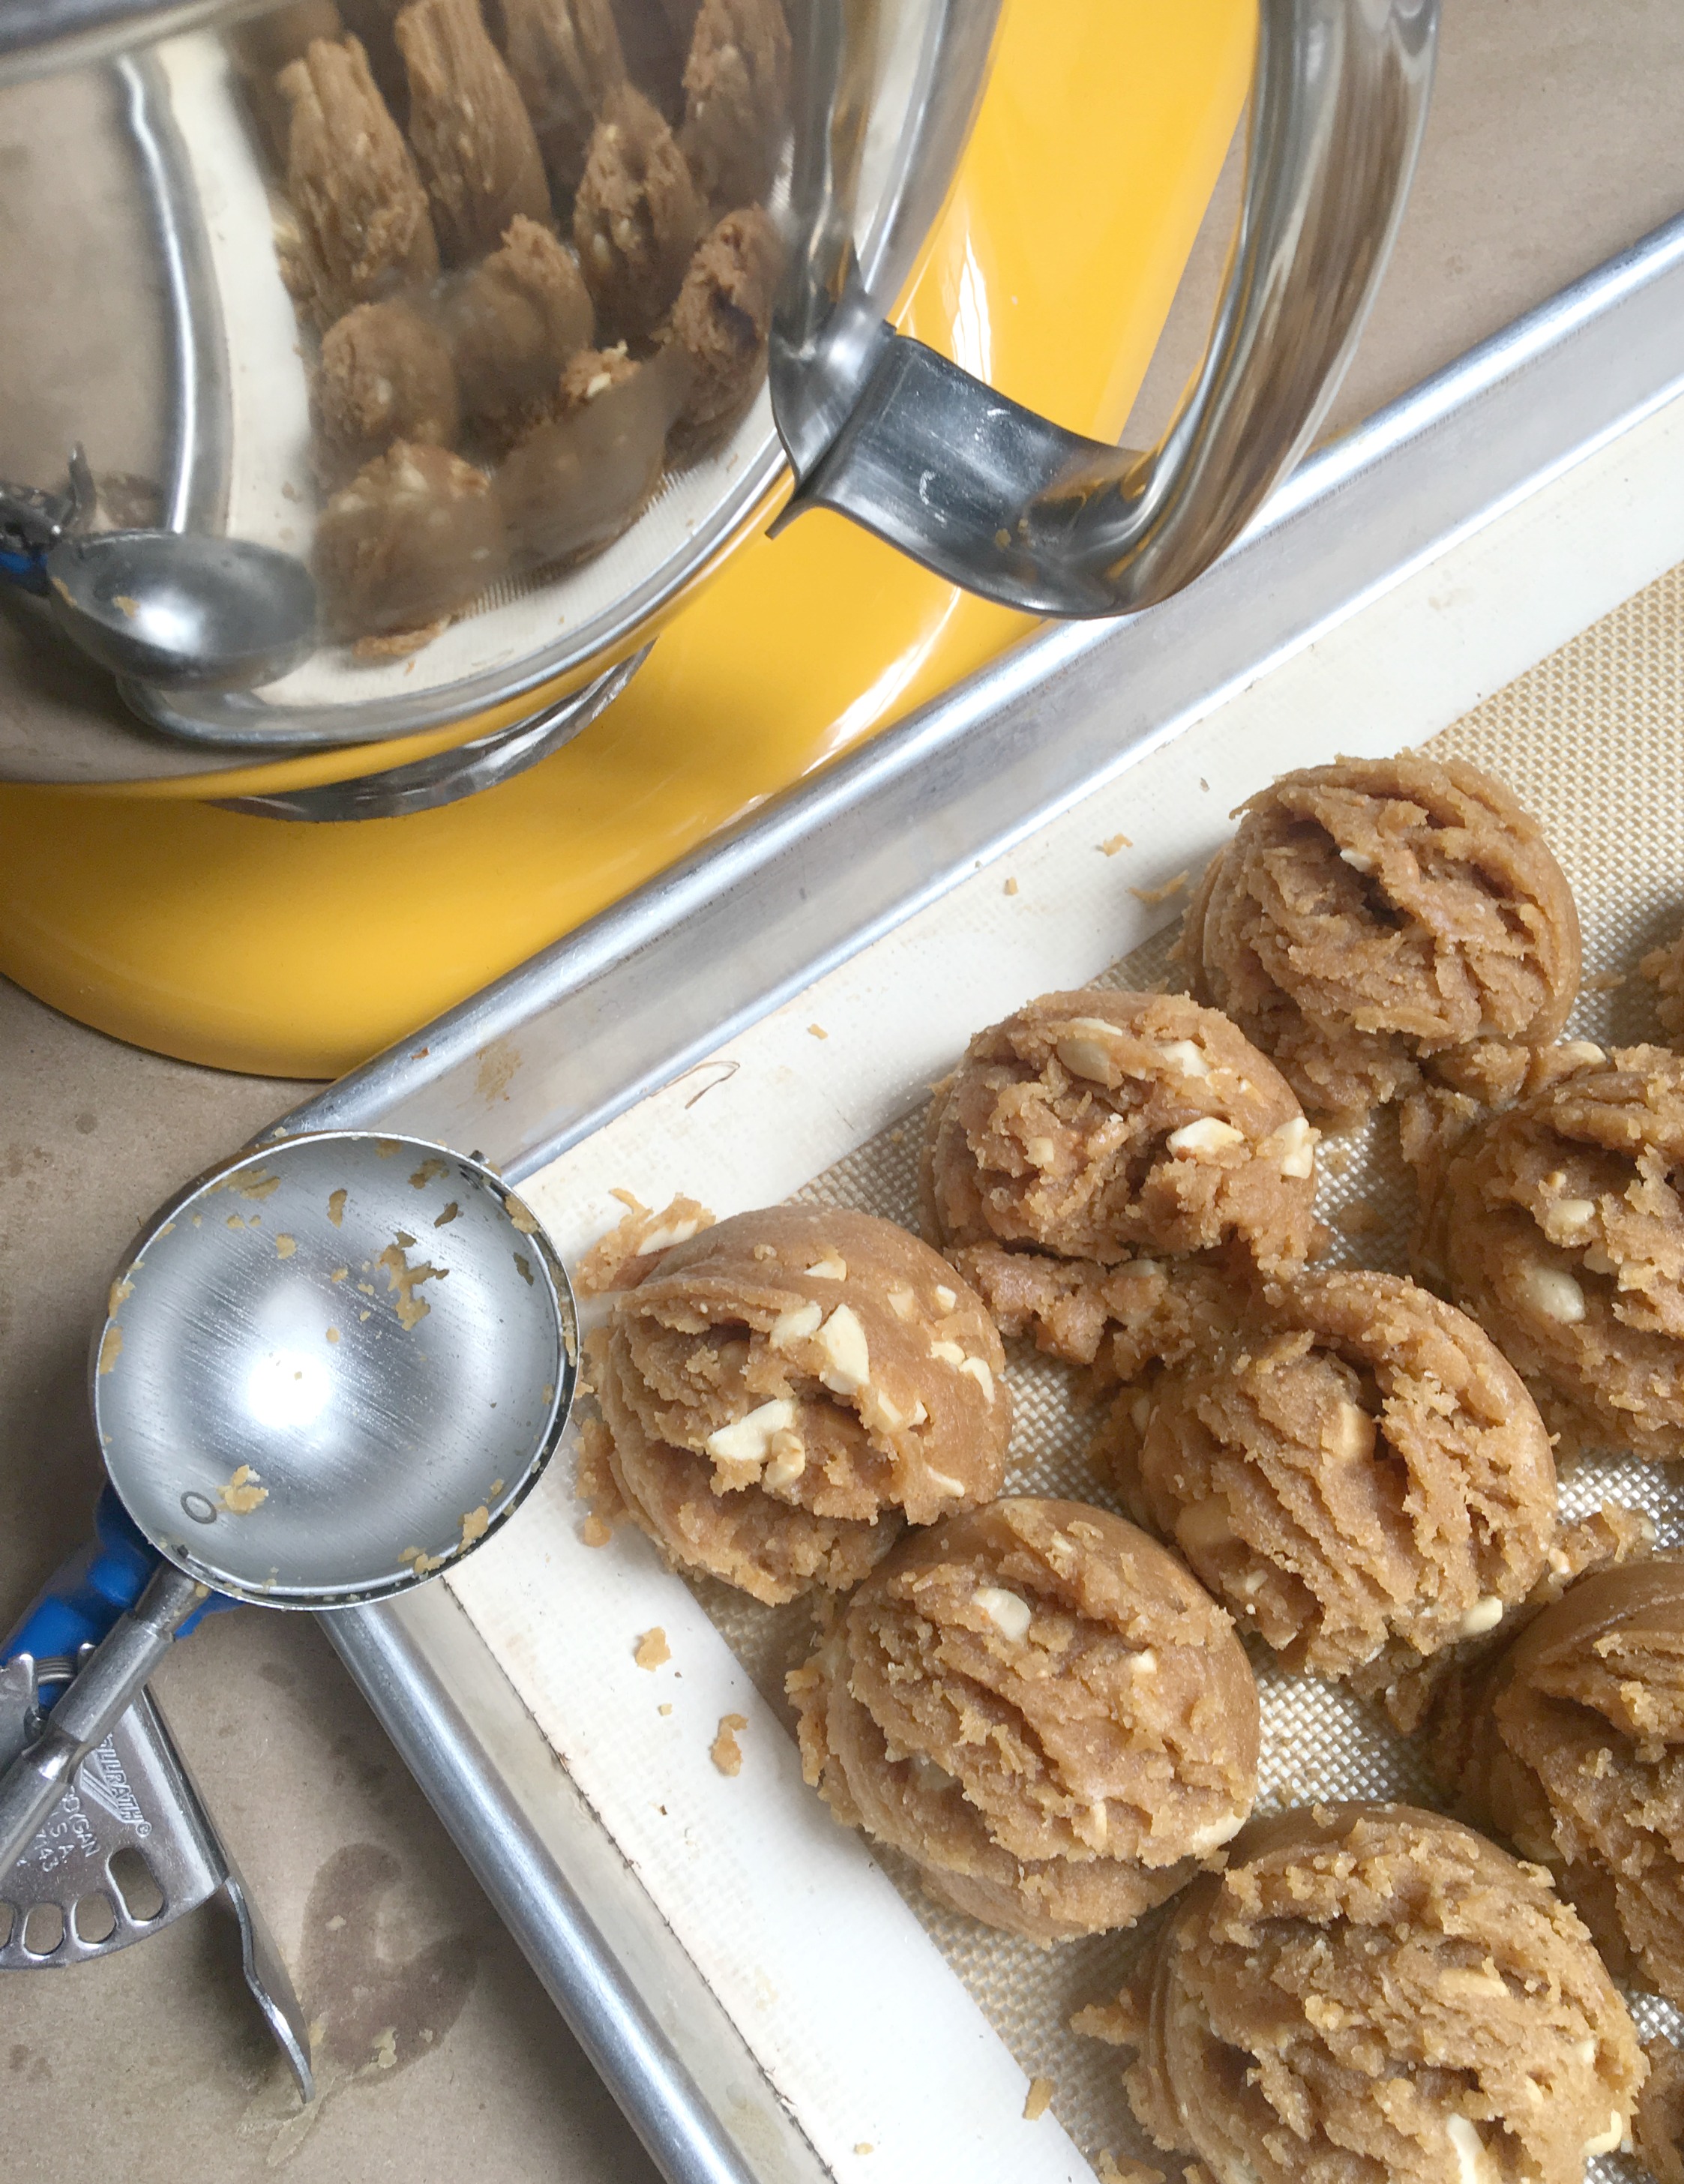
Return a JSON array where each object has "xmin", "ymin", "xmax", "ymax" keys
[{"xmin": 0, "ymin": 0, "xmax": 1423, "ymax": 1079}]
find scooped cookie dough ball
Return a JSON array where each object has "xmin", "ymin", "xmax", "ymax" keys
[
  {"xmin": 679, "ymin": 0, "xmax": 790, "ymax": 208},
  {"xmin": 497, "ymin": 346, "xmax": 681, "ymax": 569},
  {"xmin": 572, "ymin": 83, "xmax": 704, "ymax": 337},
  {"xmin": 666, "ymin": 205, "xmax": 782, "ymax": 451},
  {"xmin": 1451, "ymin": 1556, "xmax": 1684, "ymax": 2006},
  {"xmin": 1110, "ymin": 1802, "xmax": 1644, "ymax": 2184},
  {"xmin": 1096, "ymin": 1270, "xmax": 1557, "ymax": 1720},
  {"xmin": 502, "ymin": 0, "xmax": 625, "ymax": 200},
  {"xmin": 923, "ymin": 990, "xmax": 1320, "ymax": 1275},
  {"xmin": 441, "ymin": 215, "xmax": 593, "ymax": 447},
  {"xmin": 395, "ymin": 0, "xmax": 553, "ymax": 264},
  {"xmin": 788, "ymin": 1498, "xmax": 1259, "ymax": 1943},
  {"xmin": 312, "ymin": 298, "xmax": 460, "ymax": 487},
  {"xmin": 1413, "ymin": 1043, "xmax": 1684, "ymax": 1460},
  {"xmin": 1182, "ymin": 755, "xmax": 1582, "ymax": 1128},
  {"xmin": 313, "ymin": 440, "xmax": 505, "ymax": 646},
  {"xmin": 588, "ymin": 1206, "xmax": 1010, "ymax": 1604}
]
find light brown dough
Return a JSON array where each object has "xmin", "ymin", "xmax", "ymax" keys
[
  {"xmin": 1112, "ymin": 1802, "xmax": 1644, "ymax": 2184},
  {"xmin": 572, "ymin": 83, "xmax": 704, "ymax": 337},
  {"xmin": 613, "ymin": 0, "xmax": 700, "ymax": 119},
  {"xmin": 957, "ymin": 1250, "xmax": 1250, "ymax": 1392},
  {"xmin": 679, "ymin": 0, "xmax": 790, "ymax": 208},
  {"xmin": 312, "ymin": 298, "xmax": 459, "ymax": 487},
  {"xmin": 502, "ymin": 0, "xmax": 625, "ymax": 199},
  {"xmin": 924, "ymin": 990, "xmax": 1320, "ymax": 1275},
  {"xmin": 1412, "ymin": 1042, "xmax": 1684, "ymax": 1460},
  {"xmin": 666, "ymin": 205, "xmax": 782, "ymax": 449},
  {"xmin": 440, "ymin": 215, "xmax": 594, "ymax": 446},
  {"xmin": 1182, "ymin": 754, "xmax": 1581, "ymax": 1128},
  {"xmin": 1095, "ymin": 1271, "xmax": 1557, "ymax": 1721},
  {"xmin": 1635, "ymin": 2039, "xmax": 1684, "ymax": 2184},
  {"xmin": 276, "ymin": 35, "xmax": 439, "ymax": 329},
  {"xmin": 314, "ymin": 440, "xmax": 504, "ymax": 641},
  {"xmin": 497, "ymin": 346, "xmax": 681, "ymax": 570},
  {"xmin": 788, "ymin": 1498, "xmax": 1259, "ymax": 1943},
  {"xmin": 396, "ymin": 0, "xmax": 553, "ymax": 263},
  {"xmin": 1450, "ymin": 1556, "xmax": 1684, "ymax": 2008},
  {"xmin": 1644, "ymin": 927, "xmax": 1684, "ymax": 1047},
  {"xmin": 588, "ymin": 1205, "xmax": 1011, "ymax": 1604}
]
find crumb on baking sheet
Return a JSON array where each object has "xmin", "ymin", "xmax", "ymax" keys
[
  {"xmin": 808, "ymin": 1023, "xmax": 829, "ymax": 1040},
  {"xmin": 1098, "ymin": 2157, "xmax": 1165, "ymax": 2184},
  {"xmin": 217, "ymin": 1463, "xmax": 268, "ymax": 1514},
  {"xmin": 459, "ymin": 1504, "xmax": 490, "ymax": 1550},
  {"xmin": 581, "ymin": 1514, "xmax": 613, "ymax": 1547},
  {"xmin": 577, "ymin": 1191, "xmax": 715, "ymax": 1295},
  {"xmin": 328, "ymin": 1188, "xmax": 347, "ymax": 1227},
  {"xmin": 1334, "ymin": 1200, "xmax": 1386, "ymax": 1238},
  {"xmin": 853, "ymin": 2147, "xmax": 873, "ymax": 2159},
  {"xmin": 634, "ymin": 1627, "xmax": 670, "ymax": 1670},
  {"xmin": 1004, "ymin": 877, "xmax": 1020, "ymax": 896},
  {"xmin": 1071, "ymin": 1994, "xmax": 1145, "ymax": 2048},
  {"xmin": 97, "ymin": 1326, "xmax": 123, "ymax": 1376},
  {"xmin": 1129, "ymin": 870, "xmax": 1190, "ymax": 906},
  {"xmin": 1099, "ymin": 833, "xmax": 1132, "ymax": 855},
  {"xmin": 711, "ymin": 1713, "xmax": 748, "ymax": 1775},
  {"xmin": 1023, "ymin": 2076, "xmax": 1053, "ymax": 2122},
  {"xmin": 658, "ymin": 1702, "xmax": 673, "ymax": 1715}
]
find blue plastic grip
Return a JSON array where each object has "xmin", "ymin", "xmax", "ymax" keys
[{"xmin": 1, "ymin": 1485, "xmax": 235, "ymax": 1681}]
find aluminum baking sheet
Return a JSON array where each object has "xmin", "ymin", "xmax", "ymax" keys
[{"xmin": 298, "ymin": 217, "xmax": 1684, "ymax": 2184}]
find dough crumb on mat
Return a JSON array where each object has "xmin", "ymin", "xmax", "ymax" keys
[
  {"xmin": 1128, "ymin": 872, "xmax": 1188, "ymax": 907},
  {"xmin": 1181, "ymin": 753, "xmax": 1581, "ymax": 1129},
  {"xmin": 1100, "ymin": 1802, "xmax": 1644, "ymax": 2184},
  {"xmin": 1099, "ymin": 834, "xmax": 1131, "ymax": 855},
  {"xmin": 1441, "ymin": 1553, "xmax": 1684, "ymax": 2007},
  {"xmin": 576, "ymin": 1191, "xmax": 715, "ymax": 1294},
  {"xmin": 586, "ymin": 1206, "xmax": 1010, "ymax": 1601},
  {"xmin": 1410, "ymin": 1042, "xmax": 1684, "ymax": 1460},
  {"xmin": 1095, "ymin": 1268, "xmax": 1558, "ymax": 1728},
  {"xmin": 1095, "ymin": 2157, "xmax": 1164, "ymax": 2184},
  {"xmin": 710, "ymin": 1712, "xmax": 746, "ymax": 1775},
  {"xmin": 1022, "ymin": 2076, "xmax": 1054, "ymax": 2122},
  {"xmin": 633, "ymin": 1626, "xmax": 670, "ymax": 1670},
  {"xmin": 787, "ymin": 1498, "xmax": 1259, "ymax": 1943}
]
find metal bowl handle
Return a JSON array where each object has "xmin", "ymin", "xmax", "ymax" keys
[{"xmin": 771, "ymin": 0, "xmax": 1440, "ymax": 618}]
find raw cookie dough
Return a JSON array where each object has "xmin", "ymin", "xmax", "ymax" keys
[
  {"xmin": 572, "ymin": 83, "xmax": 704, "ymax": 337},
  {"xmin": 960, "ymin": 1250, "xmax": 1248, "ymax": 1388},
  {"xmin": 314, "ymin": 440, "xmax": 505, "ymax": 644},
  {"xmin": 1182, "ymin": 755, "xmax": 1581, "ymax": 1128},
  {"xmin": 1449, "ymin": 1556, "xmax": 1684, "ymax": 2007},
  {"xmin": 1095, "ymin": 1269, "xmax": 1557, "ymax": 1721},
  {"xmin": 666, "ymin": 205, "xmax": 781, "ymax": 449},
  {"xmin": 396, "ymin": 0, "xmax": 553, "ymax": 263},
  {"xmin": 277, "ymin": 34, "xmax": 439, "ymax": 328},
  {"xmin": 586, "ymin": 1205, "xmax": 1011, "ymax": 1604},
  {"xmin": 1411, "ymin": 1043, "xmax": 1684, "ymax": 1460},
  {"xmin": 1644, "ymin": 927, "xmax": 1684, "ymax": 1046},
  {"xmin": 312, "ymin": 298, "xmax": 459, "ymax": 486},
  {"xmin": 498, "ymin": 346, "xmax": 680, "ymax": 569},
  {"xmin": 923, "ymin": 990, "xmax": 1320, "ymax": 1272},
  {"xmin": 1635, "ymin": 2039, "xmax": 1684, "ymax": 2184},
  {"xmin": 441, "ymin": 214, "xmax": 594, "ymax": 444},
  {"xmin": 613, "ymin": 0, "xmax": 700, "ymax": 120},
  {"xmin": 502, "ymin": 0, "xmax": 625, "ymax": 199},
  {"xmin": 1111, "ymin": 1802, "xmax": 1644, "ymax": 2184},
  {"xmin": 679, "ymin": 0, "xmax": 790, "ymax": 208},
  {"xmin": 788, "ymin": 1497, "xmax": 1260, "ymax": 1942}
]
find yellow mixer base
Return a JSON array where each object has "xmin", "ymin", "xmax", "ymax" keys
[{"xmin": 0, "ymin": 1, "xmax": 1253, "ymax": 1078}]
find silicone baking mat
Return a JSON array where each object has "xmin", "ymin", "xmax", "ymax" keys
[{"xmin": 451, "ymin": 556, "xmax": 1684, "ymax": 2184}]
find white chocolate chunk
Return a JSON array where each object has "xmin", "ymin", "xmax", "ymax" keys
[
  {"xmin": 1560, "ymin": 1041, "xmax": 1607, "ymax": 1068},
  {"xmin": 929, "ymin": 1338, "xmax": 966, "ymax": 1366},
  {"xmin": 1025, "ymin": 1136, "xmax": 1058, "ymax": 1167},
  {"xmin": 1056, "ymin": 1035, "xmax": 1116, "ymax": 1084},
  {"xmin": 1446, "ymin": 2114, "xmax": 1494, "ymax": 2184},
  {"xmin": 1327, "ymin": 1400, "xmax": 1375, "ymax": 1462},
  {"xmin": 959, "ymin": 1356, "xmax": 996, "ymax": 1404},
  {"xmin": 1166, "ymin": 1117, "xmax": 1246, "ymax": 1158},
  {"xmin": 1130, "ymin": 1394, "xmax": 1153, "ymax": 1433},
  {"xmin": 1159, "ymin": 1039, "xmax": 1211, "ymax": 1080},
  {"xmin": 1583, "ymin": 2113, "xmax": 1625, "ymax": 2158},
  {"xmin": 804, "ymin": 1254, "xmax": 847, "ymax": 1281},
  {"xmin": 972, "ymin": 1585, "xmax": 1032, "ymax": 1641},
  {"xmin": 1438, "ymin": 1966, "xmax": 1509, "ymax": 2001},
  {"xmin": 1576, "ymin": 2039, "xmax": 1599, "ymax": 2067},
  {"xmin": 1460, "ymin": 1595, "xmax": 1505, "ymax": 1638},
  {"xmin": 762, "ymin": 1432, "xmax": 808, "ymax": 1491},
  {"xmin": 908, "ymin": 1401, "xmax": 928, "ymax": 1427},
  {"xmin": 1339, "ymin": 848, "xmax": 1376, "ymax": 875},
  {"xmin": 887, "ymin": 1287, "xmax": 917, "ymax": 1321},
  {"xmin": 816, "ymin": 1304, "xmax": 870, "ymax": 1395},
  {"xmin": 1542, "ymin": 1197, "xmax": 1597, "ymax": 1245},
  {"xmin": 1185, "ymin": 1808, "xmax": 1245, "ymax": 1856},
  {"xmin": 640, "ymin": 1216, "xmax": 703, "ymax": 1254},
  {"xmin": 926, "ymin": 1468, "xmax": 966, "ymax": 1498},
  {"xmin": 933, "ymin": 1285, "xmax": 958, "ymax": 1312},
  {"xmin": 1130, "ymin": 1649, "xmax": 1158, "ymax": 1676},
  {"xmin": 872, "ymin": 1389, "xmax": 906, "ymax": 1430},
  {"xmin": 1263, "ymin": 1113, "xmax": 1317, "ymax": 1179},
  {"xmin": 706, "ymin": 1399, "xmax": 798, "ymax": 1468},
  {"xmin": 770, "ymin": 1299, "xmax": 822, "ymax": 1348},
  {"xmin": 1521, "ymin": 1263, "xmax": 1587, "ymax": 1323}
]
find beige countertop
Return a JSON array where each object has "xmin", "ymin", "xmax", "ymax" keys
[{"xmin": 3, "ymin": 3, "xmax": 1683, "ymax": 2177}]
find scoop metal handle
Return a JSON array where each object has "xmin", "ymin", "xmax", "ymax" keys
[
  {"xmin": 772, "ymin": 0, "xmax": 1440, "ymax": 617},
  {"xmin": 0, "ymin": 1559, "xmax": 203, "ymax": 1878}
]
